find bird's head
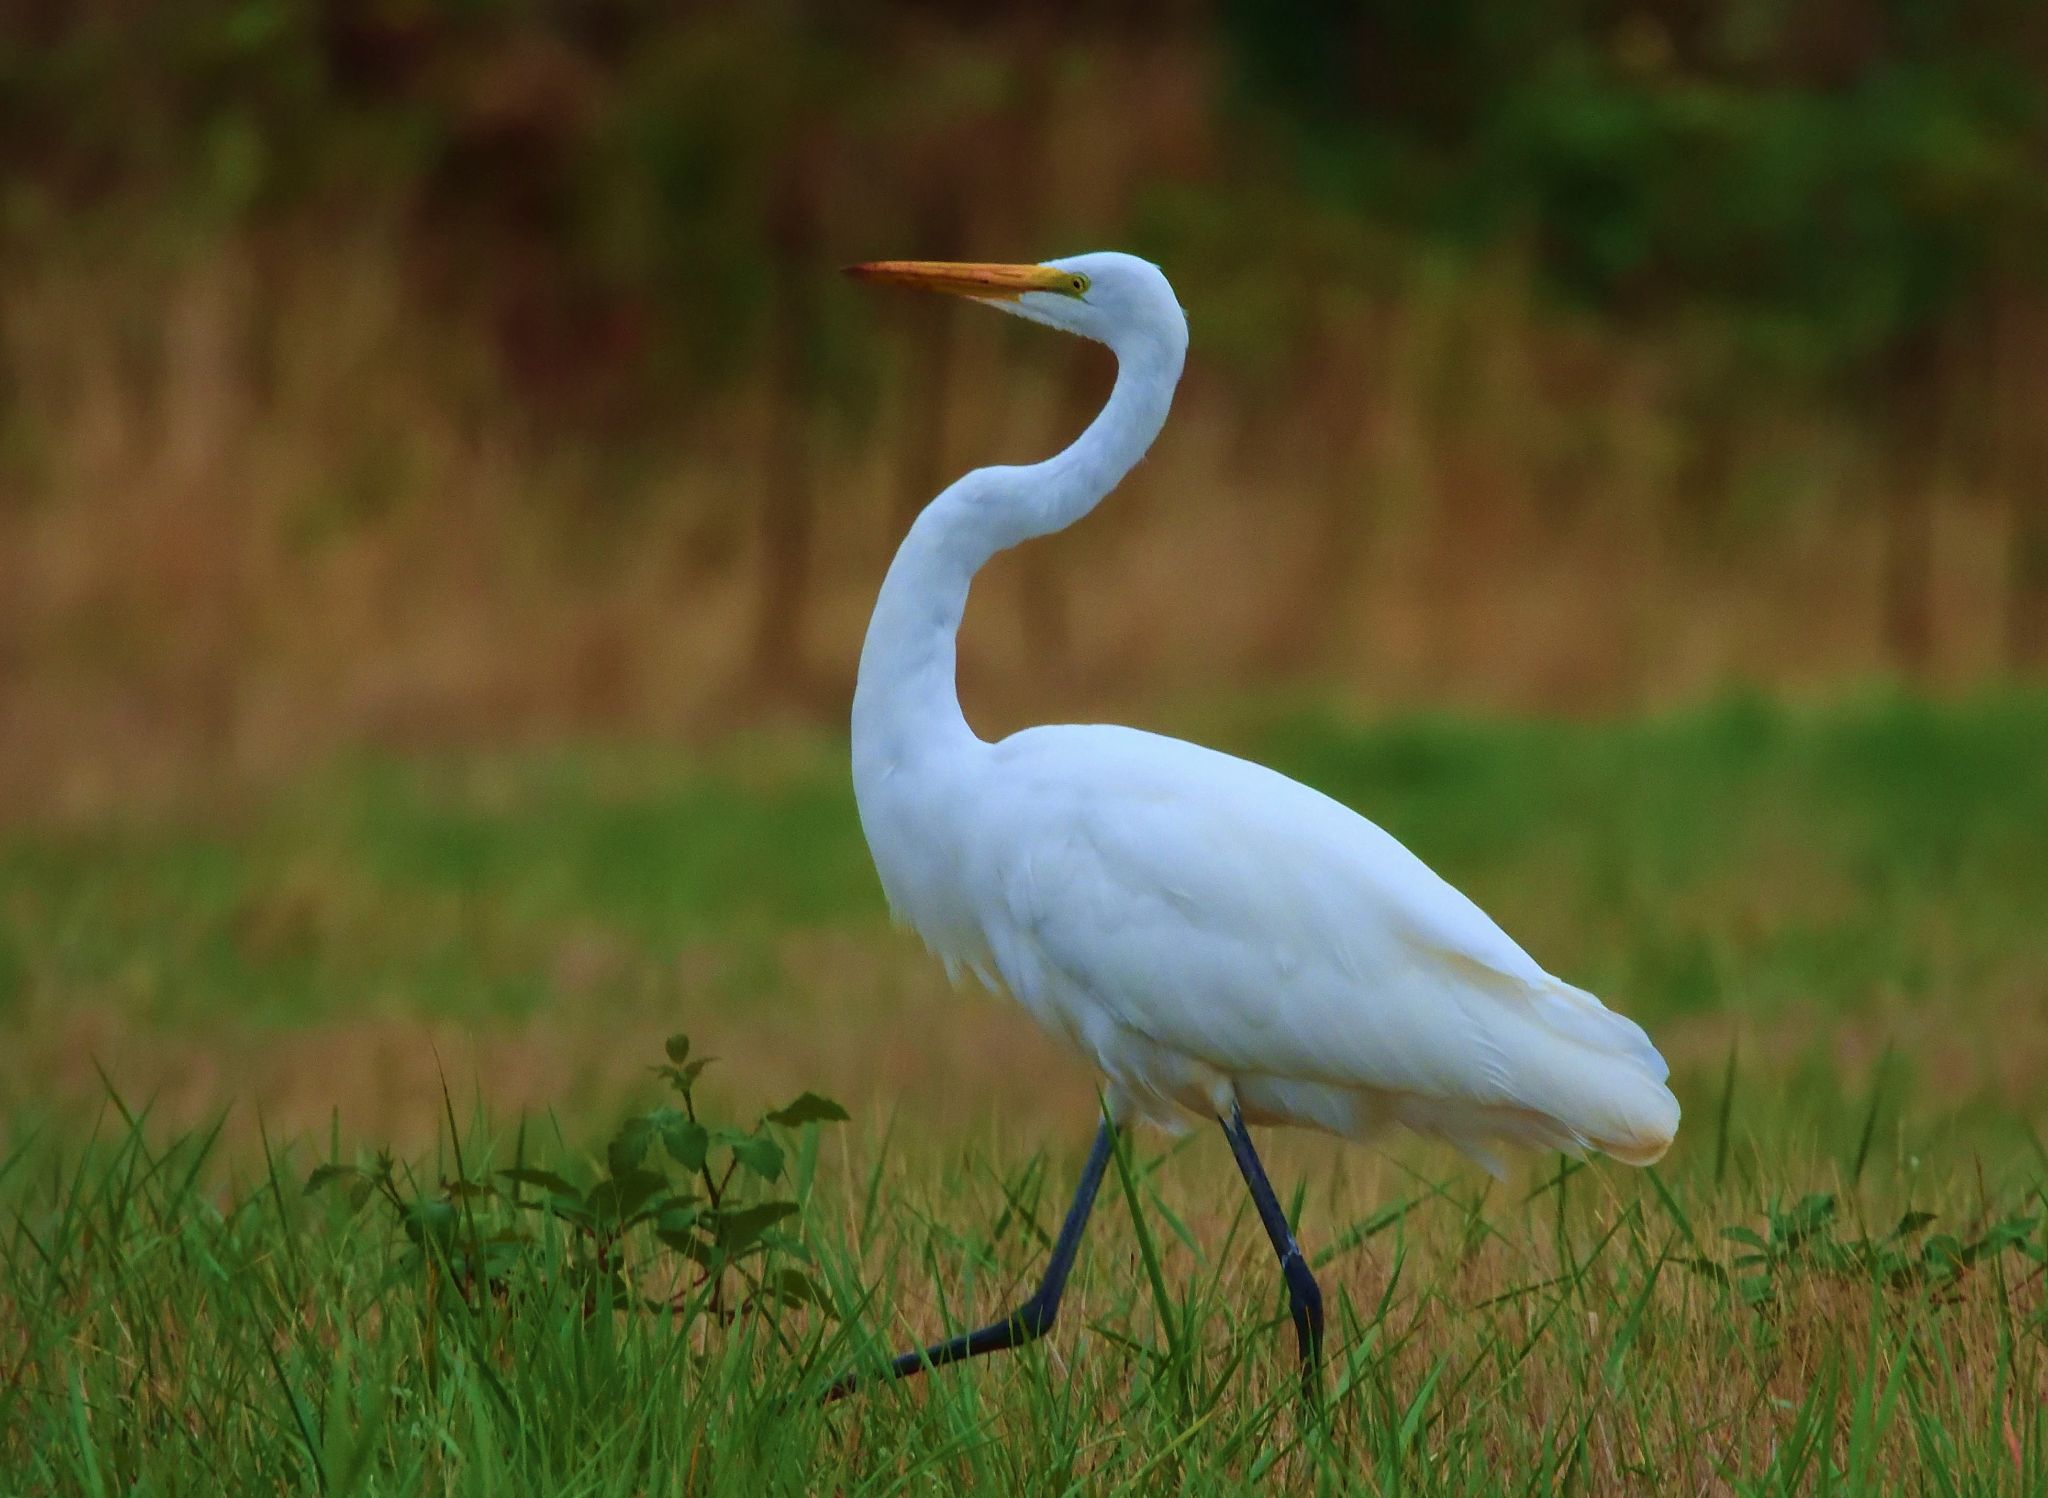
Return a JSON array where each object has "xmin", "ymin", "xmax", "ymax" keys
[{"xmin": 845, "ymin": 251, "xmax": 1186, "ymax": 363}]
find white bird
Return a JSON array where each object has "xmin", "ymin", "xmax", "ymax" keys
[{"xmin": 829, "ymin": 252, "xmax": 1677, "ymax": 1401}]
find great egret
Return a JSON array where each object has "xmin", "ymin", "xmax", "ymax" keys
[{"xmin": 831, "ymin": 252, "xmax": 1678, "ymax": 1401}]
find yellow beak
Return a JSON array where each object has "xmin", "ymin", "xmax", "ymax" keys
[{"xmin": 843, "ymin": 260, "xmax": 1082, "ymax": 301}]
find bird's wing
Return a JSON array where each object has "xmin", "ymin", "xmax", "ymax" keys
[{"xmin": 981, "ymin": 726, "xmax": 1669, "ymax": 1126}]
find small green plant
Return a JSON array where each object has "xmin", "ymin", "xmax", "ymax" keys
[
  {"xmin": 1687, "ymin": 1192, "xmax": 2045, "ymax": 1307},
  {"xmin": 306, "ymin": 1034, "xmax": 849, "ymax": 1323}
]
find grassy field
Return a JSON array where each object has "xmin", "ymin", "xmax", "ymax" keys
[{"xmin": 4, "ymin": 692, "xmax": 2047, "ymax": 1492}]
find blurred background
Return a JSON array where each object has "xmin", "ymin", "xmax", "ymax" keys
[
  {"xmin": 2, "ymin": 3, "xmax": 2047, "ymax": 1156},
  {"xmin": 6, "ymin": 0, "xmax": 2048, "ymax": 816}
]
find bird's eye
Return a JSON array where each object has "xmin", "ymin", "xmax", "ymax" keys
[{"xmin": 1069, "ymin": 274, "xmax": 1090, "ymax": 297}]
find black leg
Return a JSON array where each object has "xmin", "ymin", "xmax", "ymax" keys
[
  {"xmin": 1219, "ymin": 1103, "xmax": 1324, "ymax": 1401},
  {"xmin": 824, "ymin": 1118, "xmax": 1118, "ymax": 1403}
]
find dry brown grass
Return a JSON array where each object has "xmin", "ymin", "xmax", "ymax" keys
[{"xmin": 4, "ymin": 222, "xmax": 2042, "ymax": 822}]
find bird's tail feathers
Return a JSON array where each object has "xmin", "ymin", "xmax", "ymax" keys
[
  {"xmin": 1511, "ymin": 979, "xmax": 1679, "ymax": 1167},
  {"xmin": 1528, "ymin": 980, "xmax": 1669, "ymax": 1082}
]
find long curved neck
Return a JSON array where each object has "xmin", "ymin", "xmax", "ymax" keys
[{"xmin": 853, "ymin": 333, "xmax": 1184, "ymax": 773}]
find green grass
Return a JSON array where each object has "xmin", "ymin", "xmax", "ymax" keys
[
  {"xmin": 4, "ymin": 691, "xmax": 2048, "ymax": 1491},
  {"xmin": 7, "ymin": 691, "xmax": 2044, "ymax": 1031}
]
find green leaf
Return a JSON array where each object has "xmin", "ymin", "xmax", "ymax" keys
[
  {"xmin": 767, "ymin": 1265, "xmax": 825, "ymax": 1308},
  {"xmin": 659, "ymin": 1058, "xmax": 715, "ymax": 1095},
  {"xmin": 1680, "ymin": 1256, "xmax": 1731, "ymax": 1286},
  {"xmin": 476, "ymin": 1236, "xmax": 527, "ymax": 1281},
  {"xmin": 655, "ymin": 1203, "xmax": 703, "ymax": 1236},
  {"xmin": 305, "ymin": 1164, "xmax": 361, "ymax": 1194},
  {"xmin": 588, "ymin": 1168, "xmax": 669, "ymax": 1226},
  {"xmin": 1976, "ymin": 1215, "xmax": 2039, "ymax": 1253},
  {"xmin": 609, "ymin": 1116, "xmax": 654, "ymax": 1177},
  {"xmin": 729, "ymin": 1134, "xmax": 784, "ymax": 1181},
  {"xmin": 1890, "ymin": 1210, "xmax": 1937, "ymax": 1240},
  {"xmin": 665, "ymin": 1034, "xmax": 691, "ymax": 1065},
  {"xmin": 766, "ymin": 1092, "xmax": 851, "ymax": 1128},
  {"xmin": 1923, "ymin": 1233, "xmax": 1965, "ymax": 1268},
  {"xmin": 402, "ymin": 1200, "xmax": 459, "ymax": 1249},
  {"xmin": 711, "ymin": 1200, "xmax": 796, "ymax": 1251},
  {"xmin": 498, "ymin": 1167, "xmax": 584, "ymax": 1204},
  {"xmin": 657, "ymin": 1112, "xmax": 709, "ymax": 1171},
  {"xmin": 758, "ymin": 1228, "xmax": 811, "ymax": 1261},
  {"xmin": 659, "ymin": 1228, "xmax": 717, "ymax": 1268},
  {"xmin": 306, "ymin": 1164, "xmax": 376, "ymax": 1216},
  {"xmin": 1774, "ymin": 1193, "xmax": 1836, "ymax": 1247}
]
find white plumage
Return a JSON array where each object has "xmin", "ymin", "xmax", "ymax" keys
[{"xmin": 847, "ymin": 251, "xmax": 1677, "ymax": 1178}]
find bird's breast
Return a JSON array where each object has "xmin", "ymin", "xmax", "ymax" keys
[{"xmin": 853, "ymin": 756, "xmax": 1003, "ymax": 990}]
